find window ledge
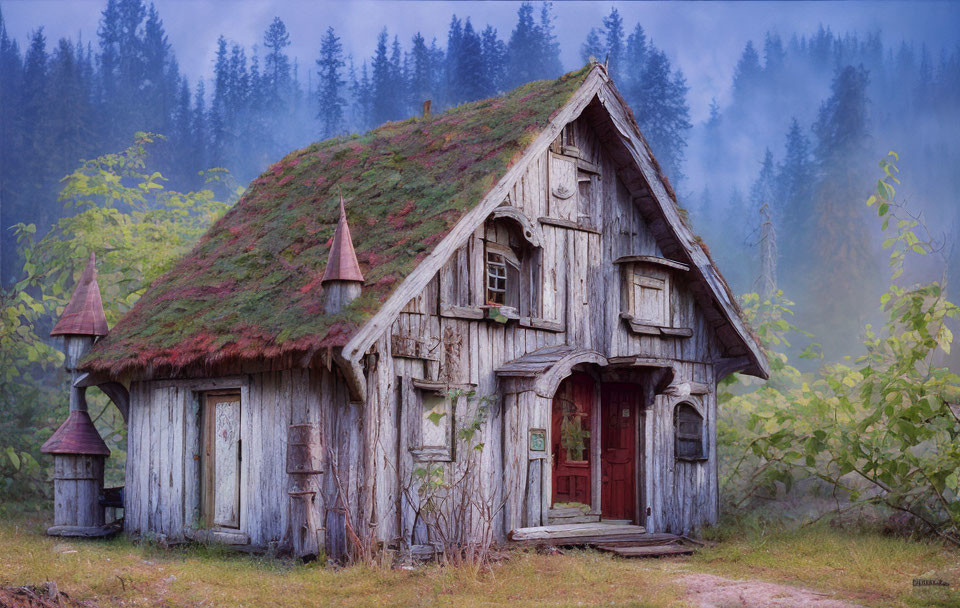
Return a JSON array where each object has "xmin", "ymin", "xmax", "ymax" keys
[
  {"xmin": 619, "ymin": 313, "xmax": 693, "ymax": 337},
  {"xmin": 675, "ymin": 456, "xmax": 709, "ymax": 463}
]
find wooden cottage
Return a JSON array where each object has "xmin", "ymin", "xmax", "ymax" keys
[{"xmin": 77, "ymin": 63, "xmax": 768, "ymax": 560}]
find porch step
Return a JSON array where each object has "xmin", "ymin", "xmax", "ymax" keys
[
  {"xmin": 596, "ymin": 543, "xmax": 695, "ymax": 557},
  {"xmin": 511, "ymin": 522, "xmax": 648, "ymax": 545},
  {"xmin": 546, "ymin": 506, "xmax": 600, "ymax": 525}
]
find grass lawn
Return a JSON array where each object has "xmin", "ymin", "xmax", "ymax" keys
[{"xmin": 1, "ymin": 511, "xmax": 957, "ymax": 608}]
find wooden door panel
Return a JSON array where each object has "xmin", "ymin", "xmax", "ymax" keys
[
  {"xmin": 203, "ymin": 392, "xmax": 241, "ymax": 529},
  {"xmin": 601, "ymin": 384, "xmax": 637, "ymax": 521},
  {"xmin": 551, "ymin": 373, "xmax": 593, "ymax": 507}
]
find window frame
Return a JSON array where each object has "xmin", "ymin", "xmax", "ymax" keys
[
  {"xmin": 484, "ymin": 241, "xmax": 521, "ymax": 312},
  {"xmin": 404, "ymin": 378, "xmax": 458, "ymax": 463},
  {"xmin": 674, "ymin": 400, "xmax": 706, "ymax": 462}
]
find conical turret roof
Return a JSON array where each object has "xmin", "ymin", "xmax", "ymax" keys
[
  {"xmin": 50, "ymin": 252, "xmax": 108, "ymax": 337},
  {"xmin": 321, "ymin": 193, "xmax": 364, "ymax": 284},
  {"xmin": 41, "ymin": 409, "xmax": 110, "ymax": 456}
]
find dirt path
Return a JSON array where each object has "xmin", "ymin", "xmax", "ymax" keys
[{"xmin": 680, "ymin": 573, "xmax": 860, "ymax": 608}]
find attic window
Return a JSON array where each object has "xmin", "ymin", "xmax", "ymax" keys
[
  {"xmin": 486, "ymin": 244, "xmax": 520, "ymax": 309},
  {"xmin": 675, "ymin": 403, "xmax": 705, "ymax": 460},
  {"xmin": 632, "ymin": 274, "xmax": 667, "ymax": 325}
]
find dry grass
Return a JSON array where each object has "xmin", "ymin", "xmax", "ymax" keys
[
  {"xmin": 1, "ymin": 512, "xmax": 957, "ymax": 608},
  {"xmin": 688, "ymin": 522, "xmax": 960, "ymax": 608}
]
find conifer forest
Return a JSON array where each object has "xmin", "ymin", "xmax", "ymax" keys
[{"xmin": 1, "ymin": 1, "xmax": 959, "ymax": 604}]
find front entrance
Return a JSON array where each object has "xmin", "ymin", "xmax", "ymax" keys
[
  {"xmin": 600, "ymin": 384, "xmax": 637, "ymax": 521},
  {"xmin": 550, "ymin": 374, "xmax": 641, "ymax": 523},
  {"xmin": 551, "ymin": 373, "xmax": 593, "ymax": 507}
]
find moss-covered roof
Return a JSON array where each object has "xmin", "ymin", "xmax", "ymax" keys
[{"xmin": 83, "ymin": 66, "xmax": 594, "ymax": 375}]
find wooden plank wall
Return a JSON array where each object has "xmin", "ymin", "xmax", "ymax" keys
[
  {"xmin": 125, "ymin": 367, "xmax": 360, "ymax": 560},
  {"xmin": 380, "ymin": 115, "xmax": 727, "ymax": 541}
]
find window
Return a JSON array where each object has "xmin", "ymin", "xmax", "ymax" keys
[
  {"xmin": 674, "ymin": 403, "xmax": 705, "ymax": 460},
  {"xmin": 633, "ymin": 275, "xmax": 666, "ymax": 324},
  {"xmin": 405, "ymin": 378, "xmax": 457, "ymax": 462},
  {"xmin": 485, "ymin": 243, "xmax": 520, "ymax": 310}
]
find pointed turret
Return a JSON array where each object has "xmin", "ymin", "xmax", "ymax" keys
[
  {"xmin": 43, "ymin": 251, "xmax": 113, "ymax": 537},
  {"xmin": 321, "ymin": 193, "xmax": 364, "ymax": 314},
  {"xmin": 322, "ymin": 193, "xmax": 364, "ymax": 284},
  {"xmin": 51, "ymin": 252, "xmax": 108, "ymax": 338}
]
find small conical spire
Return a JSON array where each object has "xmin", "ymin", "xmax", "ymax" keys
[
  {"xmin": 51, "ymin": 252, "xmax": 108, "ymax": 337},
  {"xmin": 321, "ymin": 191, "xmax": 364, "ymax": 284}
]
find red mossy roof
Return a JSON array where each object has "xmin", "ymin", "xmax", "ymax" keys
[
  {"xmin": 82, "ymin": 66, "xmax": 594, "ymax": 375},
  {"xmin": 51, "ymin": 252, "xmax": 109, "ymax": 337},
  {"xmin": 41, "ymin": 410, "xmax": 111, "ymax": 456},
  {"xmin": 321, "ymin": 193, "xmax": 364, "ymax": 283}
]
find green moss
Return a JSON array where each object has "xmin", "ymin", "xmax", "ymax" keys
[{"xmin": 84, "ymin": 65, "xmax": 594, "ymax": 374}]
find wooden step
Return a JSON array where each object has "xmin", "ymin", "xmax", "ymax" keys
[
  {"xmin": 596, "ymin": 543, "xmax": 695, "ymax": 557},
  {"xmin": 510, "ymin": 523, "xmax": 658, "ymax": 546}
]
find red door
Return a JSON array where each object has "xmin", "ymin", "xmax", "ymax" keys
[
  {"xmin": 551, "ymin": 373, "xmax": 593, "ymax": 507},
  {"xmin": 601, "ymin": 384, "xmax": 637, "ymax": 521}
]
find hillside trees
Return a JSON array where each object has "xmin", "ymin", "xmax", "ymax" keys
[
  {"xmin": 0, "ymin": 134, "xmax": 241, "ymax": 503},
  {"xmin": 721, "ymin": 155, "xmax": 960, "ymax": 544}
]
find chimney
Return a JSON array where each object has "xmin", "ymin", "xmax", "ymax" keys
[
  {"xmin": 321, "ymin": 192, "xmax": 364, "ymax": 314},
  {"xmin": 422, "ymin": 99, "xmax": 431, "ymax": 117},
  {"xmin": 42, "ymin": 252, "xmax": 112, "ymax": 536}
]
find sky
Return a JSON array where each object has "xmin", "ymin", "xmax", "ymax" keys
[{"xmin": 3, "ymin": 1, "xmax": 959, "ymax": 122}]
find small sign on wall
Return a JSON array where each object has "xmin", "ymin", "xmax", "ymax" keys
[{"xmin": 529, "ymin": 428, "xmax": 547, "ymax": 458}]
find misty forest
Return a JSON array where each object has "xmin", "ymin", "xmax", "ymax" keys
[{"xmin": 0, "ymin": 0, "xmax": 959, "ymax": 606}]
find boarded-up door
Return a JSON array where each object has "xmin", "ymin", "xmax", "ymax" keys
[
  {"xmin": 202, "ymin": 392, "xmax": 241, "ymax": 529},
  {"xmin": 601, "ymin": 384, "xmax": 637, "ymax": 521},
  {"xmin": 551, "ymin": 373, "xmax": 593, "ymax": 507}
]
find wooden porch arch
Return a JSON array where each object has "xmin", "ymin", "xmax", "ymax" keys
[{"xmin": 496, "ymin": 345, "xmax": 609, "ymax": 398}]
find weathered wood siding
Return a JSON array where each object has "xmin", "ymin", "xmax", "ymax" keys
[
  {"xmin": 380, "ymin": 115, "xmax": 728, "ymax": 541},
  {"xmin": 124, "ymin": 367, "xmax": 359, "ymax": 556}
]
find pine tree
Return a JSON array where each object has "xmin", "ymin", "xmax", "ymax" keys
[
  {"xmin": 506, "ymin": 2, "xmax": 552, "ymax": 89},
  {"xmin": 191, "ymin": 80, "xmax": 208, "ymax": 171},
  {"xmin": 537, "ymin": 2, "xmax": 563, "ymax": 77},
  {"xmin": 763, "ymin": 32, "xmax": 786, "ymax": 75},
  {"xmin": 443, "ymin": 16, "xmax": 463, "ymax": 107},
  {"xmin": 370, "ymin": 29, "xmax": 395, "ymax": 125},
  {"xmin": 263, "ymin": 17, "xmax": 291, "ymax": 101},
  {"xmin": 480, "ymin": 25, "xmax": 506, "ymax": 97},
  {"xmin": 749, "ymin": 148, "xmax": 777, "ymax": 216},
  {"xmin": 580, "ymin": 28, "xmax": 603, "ymax": 65},
  {"xmin": 622, "ymin": 24, "xmax": 647, "ymax": 101},
  {"xmin": 455, "ymin": 19, "xmax": 485, "ymax": 103},
  {"xmin": 776, "ymin": 118, "xmax": 815, "ymax": 270},
  {"xmin": 631, "ymin": 48, "xmax": 691, "ymax": 183},
  {"xmin": 409, "ymin": 32, "xmax": 439, "ymax": 112},
  {"xmin": 0, "ymin": 5, "xmax": 22, "ymax": 282},
  {"xmin": 316, "ymin": 27, "xmax": 345, "ymax": 139},
  {"xmin": 210, "ymin": 36, "xmax": 229, "ymax": 166},
  {"xmin": 732, "ymin": 41, "xmax": 762, "ymax": 103},
  {"xmin": 807, "ymin": 64, "xmax": 876, "ymax": 356},
  {"xmin": 601, "ymin": 8, "xmax": 625, "ymax": 81}
]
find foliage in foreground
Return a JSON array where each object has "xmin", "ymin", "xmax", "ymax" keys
[
  {"xmin": 0, "ymin": 134, "xmax": 239, "ymax": 504},
  {"xmin": 720, "ymin": 153, "xmax": 960, "ymax": 544}
]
